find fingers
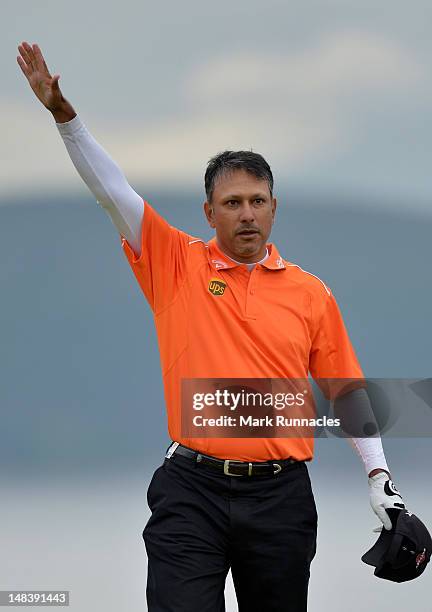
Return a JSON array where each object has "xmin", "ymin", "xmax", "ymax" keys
[
  {"xmin": 17, "ymin": 42, "xmax": 37, "ymax": 81},
  {"xmin": 376, "ymin": 508, "xmax": 392, "ymax": 531},
  {"xmin": 33, "ymin": 43, "xmax": 51, "ymax": 77},
  {"xmin": 16, "ymin": 54, "xmax": 31, "ymax": 78},
  {"xmin": 17, "ymin": 42, "xmax": 51, "ymax": 76},
  {"xmin": 371, "ymin": 501, "xmax": 393, "ymax": 530},
  {"xmin": 18, "ymin": 41, "xmax": 35, "ymax": 71}
]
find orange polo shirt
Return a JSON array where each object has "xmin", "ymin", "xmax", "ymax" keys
[{"xmin": 120, "ymin": 200, "xmax": 364, "ymax": 462}]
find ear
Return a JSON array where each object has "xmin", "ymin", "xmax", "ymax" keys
[
  {"xmin": 271, "ymin": 197, "xmax": 277, "ymax": 224},
  {"xmin": 204, "ymin": 200, "xmax": 216, "ymax": 228}
]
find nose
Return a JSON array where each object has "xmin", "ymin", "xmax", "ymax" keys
[{"xmin": 239, "ymin": 202, "xmax": 256, "ymax": 224}]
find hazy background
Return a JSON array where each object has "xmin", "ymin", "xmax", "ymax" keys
[{"xmin": 2, "ymin": 1, "xmax": 431, "ymax": 610}]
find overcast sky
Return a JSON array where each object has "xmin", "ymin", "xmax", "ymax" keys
[{"xmin": 3, "ymin": 0, "xmax": 432, "ymax": 211}]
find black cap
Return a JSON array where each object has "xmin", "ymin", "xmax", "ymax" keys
[{"xmin": 362, "ymin": 508, "xmax": 432, "ymax": 582}]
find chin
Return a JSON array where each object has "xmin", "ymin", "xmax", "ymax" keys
[{"xmin": 236, "ymin": 245, "xmax": 259, "ymax": 258}]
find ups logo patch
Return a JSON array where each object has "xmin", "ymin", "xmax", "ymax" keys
[{"xmin": 208, "ymin": 278, "xmax": 227, "ymax": 296}]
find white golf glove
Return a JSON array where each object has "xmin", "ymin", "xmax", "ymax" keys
[{"xmin": 369, "ymin": 472, "xmax": 405, "ymax": 531}]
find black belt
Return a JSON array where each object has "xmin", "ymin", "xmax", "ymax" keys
[{"xmin": 165, "ymin": 442, "xmax": 302, "ymax": 477}]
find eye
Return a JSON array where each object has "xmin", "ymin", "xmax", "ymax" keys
[
  {"xmin": 226, "ymin": 200, "xmax": 238, "ymax": 207},
  {"xmin": 255, "ymin": 198, "xmax": 264, "ymax": 203}
]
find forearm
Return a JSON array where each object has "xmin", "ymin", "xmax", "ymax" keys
[
  {"xmin": 348, "ymin": 436, "xmax": 391, "ymax": 478},
  {"xmin": 333, "ymin": 388, "xmax": 391, "ymax": 477},
  {"xmin": 55, "ymin": 113, "xmax": 144, "ymax": 257}
]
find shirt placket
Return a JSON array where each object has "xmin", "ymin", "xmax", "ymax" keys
[{"xmin": 245, "ymin": 266, "xmax": 260, "ymax": 319}]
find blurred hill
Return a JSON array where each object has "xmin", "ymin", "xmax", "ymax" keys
[{"xmin": 1, "ymin": 189, "xmax": 431, "ymax": 476}]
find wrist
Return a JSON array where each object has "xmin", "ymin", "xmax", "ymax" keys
[
  {"xmin": 51, "ymin": 100, "xmax": 76, "ymax": 124},
  {"xmin": 368, "ymin": 468, "xmax": 391, "ymax": 479}
]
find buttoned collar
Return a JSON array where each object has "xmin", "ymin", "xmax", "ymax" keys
[{"xmin": 207, "ymin": 237, "xmax": 286, "ymax": 271}]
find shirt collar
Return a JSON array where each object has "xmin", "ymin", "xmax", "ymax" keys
[{"xmin": 207, "ymin": 237, "xmax": 286, "ymax": 271}]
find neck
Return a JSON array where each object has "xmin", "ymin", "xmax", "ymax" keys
[
  {"xmin": 226, "ymin": 249, "xmax": 269, "ymax": 266},
  {"xmin": 216, "ymin": 242, "xmax": 269, "ymax": 268}
]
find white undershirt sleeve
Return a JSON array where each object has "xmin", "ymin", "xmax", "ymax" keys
[
  {"xmin": 333, "ymin": 388, "xmax": 390, "ymax": 476},
  {"xmin": 347, "ymin": 436, "xmax": 390, "ymax": 477},
  {"xmin": 55, "ymin": 115, "xmax": 144, "ymax": 258}
]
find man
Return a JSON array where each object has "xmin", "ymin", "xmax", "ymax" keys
[{"xmin": 17, "ymin": 41, "xmax": 407, "ymax": 611}]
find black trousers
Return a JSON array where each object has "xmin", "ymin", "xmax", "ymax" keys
[{"xmin": 143, "ymin": 451, "xmax": 317, "ymax": 612}]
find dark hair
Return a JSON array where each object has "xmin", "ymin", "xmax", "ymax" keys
[{"xmin": 204, "ymin": 150, "xmax": 273, "ymax": 203}]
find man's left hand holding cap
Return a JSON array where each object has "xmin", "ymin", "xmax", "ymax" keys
[{"xmin": 368, "ymin": 471, "xmax": 406, "ymax": 531}]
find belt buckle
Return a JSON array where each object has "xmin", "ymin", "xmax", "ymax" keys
[{"xmin": 224, "ymin": 459, "xmax": 248, "ymax": 477}]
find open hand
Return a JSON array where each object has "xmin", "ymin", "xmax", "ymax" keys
[{"xmin": 17, "ymin": 41, "xmax": 64, "ymax": 112}]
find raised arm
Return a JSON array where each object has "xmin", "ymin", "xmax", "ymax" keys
[{"xmin": 17, "ymin": 41, "xmax": 144, "ymax": 257}]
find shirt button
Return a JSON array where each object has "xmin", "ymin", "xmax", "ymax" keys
[{"xmin": 250, "ymin": 289, "xmax": 255, "ymax": 295}]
